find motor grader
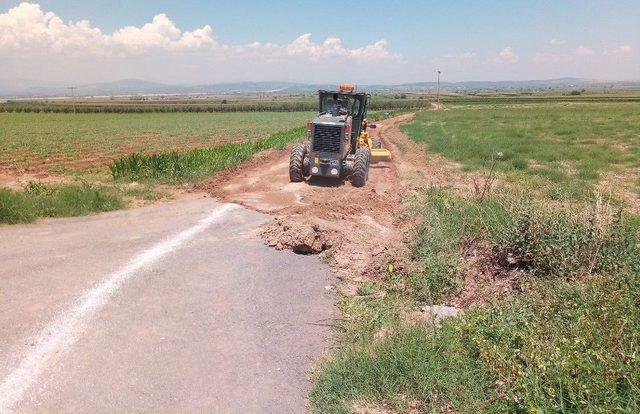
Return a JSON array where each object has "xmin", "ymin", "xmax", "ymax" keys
[{"xmin": 289, "ymin": 85, "xmax": 391, "ymax": 187}]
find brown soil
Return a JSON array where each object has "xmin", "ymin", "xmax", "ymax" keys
[
  {"xmin": 0, "ymin": 171, "xmax": 71, "ymax": 190},
  {"xmin": 453, "ymin": 243, "xmax": 526, "ymax": 309},
  {"xmin": 201, "ymin": 115, "xmax": 418, "ymax": 282}
]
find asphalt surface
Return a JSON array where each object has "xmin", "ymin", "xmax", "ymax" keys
[{"xmin": 0, "ymin": 196, "xmax": 335, "ymax": 413}]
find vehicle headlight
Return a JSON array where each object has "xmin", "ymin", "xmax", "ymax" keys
[
  {"xmin": 330, "ymin": 168, "xmax": 338, "ymax": 175},
  {"xmin": 311, "ymin": 166, "xmax": 319, "ymax": 174}
]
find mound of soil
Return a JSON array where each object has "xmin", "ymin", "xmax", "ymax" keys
[{"xmin": 261, "ymin": 217, "xmax": 330, "ymax": 254}]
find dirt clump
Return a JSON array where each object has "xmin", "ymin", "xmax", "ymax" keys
[
  {"xmin": 453, "ymin": 243, "xmax": 526, "ymax": 308},
  {"xmin": 261, "ymin": 217, "xmax": 331, "ymax": 254}
]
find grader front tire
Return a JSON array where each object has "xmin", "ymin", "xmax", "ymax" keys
[
  {"xmin": 289, "ymin": 143, "xmax": 308, "ymax": 182},
  {"xmin": 351, "ymin": 147, "xmax": 370, "ymax": 187}
]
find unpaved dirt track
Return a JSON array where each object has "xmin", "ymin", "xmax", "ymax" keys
[
  {"xmin": 202, "ymin": 114, "xmax": 442, "ymax": 282},
  {"xmin": 0, "ymin": 198, "xmax": 335, "ymax": 413}
]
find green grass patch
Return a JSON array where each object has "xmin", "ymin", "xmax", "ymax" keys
[
  {"xmin": 109, "ymin": 126, "xmax": 305, "ymax": 183},
  {"xmin": 312, "ymin": 271, "xmax": 639, "ymax": 413},
  {"xmin": 311, "ymin": 323, "xmax": 495, "ymax": 413},
  {"xmin": 402, "ymin": 103, "xmax": 640, "ymax": 201},
  {"xmin": 0, "ymin": 182, "xmax": 125, "ymax": 224}
]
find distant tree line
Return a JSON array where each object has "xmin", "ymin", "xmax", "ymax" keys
[{"xmin": 0, "ymin": 99, "xmax": 433, "ymax": 114}]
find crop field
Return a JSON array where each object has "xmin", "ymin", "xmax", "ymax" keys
[
  {"xmin": 0, "ymin": 96, "xmax": 432, "ymax": 114},
  {"xmin": 0, "ymin": 111, "xmax": 313, "ymax": 173},
  {"xmin": 0, "ymin": 111, "xmax": 314, "ymax": 223}
]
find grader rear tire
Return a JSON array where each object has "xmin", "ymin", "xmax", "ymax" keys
[
  {"xmin": 351, "ymin": 147, "xmax": 370, "ymax": 187},
  {"xmin": 289, "ymin": 143, "xmax": 308, "ymax": 182}
]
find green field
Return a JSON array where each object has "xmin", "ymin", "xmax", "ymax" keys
[
  {"xmin": 0, "ymin": 111, "xmax": 315, "ymax": 223},
  {"xmin": 403, "ymin": 103, "xmax": 640, "ymax": 202},
  {"xmin": 0, "ymin": 111, "xmax": 313, "ymax": 172}
]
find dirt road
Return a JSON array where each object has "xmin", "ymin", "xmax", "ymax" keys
[
  {"xmin": 202, "ymin": 113, "xmax": 447, "ymax": 284},
  {"xmin": 0, "ymin": 198, "xmax": 335, "ymax": 413}
]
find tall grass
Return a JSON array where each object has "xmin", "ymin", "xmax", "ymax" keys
[
  {"xmin": 109, "ymin": 126, "xmax": 305, "ymax": 183},
  {"xmin": 410, "ymin": 189, "xmax": 640, "ymax": 303},
  {"xmin": 312, "ymin": 189, "xmax": 640, "ymax": 413},
  {"xmin": 0, "ymin": 182, "xmax": 125, "ymax": 224}
]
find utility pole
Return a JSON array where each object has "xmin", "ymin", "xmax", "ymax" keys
[
  {"xmin": 436, "ymin": 70, "xmax": 441, "ymax": 105},
  {"xmin": 67, "ymin": 86, "xmax": 76, "ymax": 114}
]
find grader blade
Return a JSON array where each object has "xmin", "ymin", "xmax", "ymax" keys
[{"xmin": 370, "ymin": 148, "xmax": 392, "ymax": 163}]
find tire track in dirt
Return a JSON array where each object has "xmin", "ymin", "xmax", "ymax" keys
[{"xmin": 200, "ymin": 115, "xmax": 421, "ymax": 284}]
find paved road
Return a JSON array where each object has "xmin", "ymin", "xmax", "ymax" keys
[{"xmin": 0, "ymin": 196, "xmax": 335, "ymax": 413}]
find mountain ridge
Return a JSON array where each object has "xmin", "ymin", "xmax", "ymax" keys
[{"xmin": 1, "ymin": 77, "xmax": 638, "ymax": 98}]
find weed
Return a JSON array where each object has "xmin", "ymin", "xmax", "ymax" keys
[
  {"xmin": 357, "ymin": 282, "xmax": 375, "ymax": 296},
  {"xmin": 484, "ymin": 195, "xmax": 640, "ymax": 278},
  {"xmin": 312, "ymin": 189, "xmax": 640, "ymax": 413},
  {"xmin": 109, "ymin": 126, "xmax": 305, "ymax": 183},
  {"xmin": 0, "ymin": 182, "xmax": 125, "ymax": 224}
]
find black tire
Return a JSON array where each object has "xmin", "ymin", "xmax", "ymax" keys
[
  {"xmin": 289, "ymin": 143, "xmax": 308, "ymax": 182},
  {"xmin": 351, "ymin": 147, "xmax": 370, "ymax": 187},
  {"xmin": 372, "ymin": 136, "xmax": 382, "ymax": 149}
]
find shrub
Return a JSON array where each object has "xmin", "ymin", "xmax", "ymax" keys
[
  {"xmin": 109, "ymin": 126, "xmax": 305, "ymax": 183},
  {"xmin": 410, "ymin": 189, "xmax": 640, "ymax": 302},
  {"xmin": 484, "ymin": 196, "xmax": 640, "ymax": 278}
]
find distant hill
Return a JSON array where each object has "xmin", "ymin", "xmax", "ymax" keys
[{"xmin": 1, "ymin": 78, "xmax": 638, "ymax": 98}]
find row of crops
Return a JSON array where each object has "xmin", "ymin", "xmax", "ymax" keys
[{"xmin": 0, "ymin": 99, "xmax": 432, "ymax": 114}]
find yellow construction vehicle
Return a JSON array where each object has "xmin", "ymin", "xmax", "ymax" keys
[{"xmin": 289, "ymin": 84, "xmax": 391, "ymax": 187}]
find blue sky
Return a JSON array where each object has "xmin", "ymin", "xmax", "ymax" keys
[{"xmin": 1, "ymin": 0, "xmax": 638, "ymax": 83}]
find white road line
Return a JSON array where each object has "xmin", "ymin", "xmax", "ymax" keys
[{"xmin": 0, "ymin": 203, "xmax": 238, "ymax": 413}]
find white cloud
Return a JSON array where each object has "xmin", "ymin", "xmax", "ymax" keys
[
  {"xmin": 575, "ymin": 45, "xmax": 595, "ymax": 56},
  {"xmin": 0, "ymin": 2, "xmax": 394, "ymax": 62},
  {"xmin": 0, "ymin": 2, "xmax": 104, "ymax": 52},
  {"xmin": 106, "ymin": 14, "xmax": 216, "ymax": 53},
  {"xmin": 549, "ymin": 39, "xmax": 565, "ymax": 45},
  {"xmin": 496, "ymin": 46, "xmax": 518, "ymax": 63}
]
